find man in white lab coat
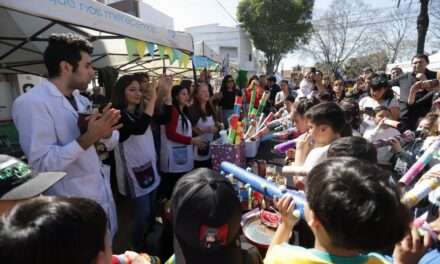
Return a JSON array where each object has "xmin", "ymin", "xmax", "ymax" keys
[{"xmin": 12, "ymin": 34, "xmax": 122, "ymax": 237}]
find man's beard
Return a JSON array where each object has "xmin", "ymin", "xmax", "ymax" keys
[{"xmin": 69, "ymin": 77, "xmax": 90, "ymax": 92}]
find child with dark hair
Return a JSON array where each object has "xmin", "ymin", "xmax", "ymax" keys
[
  {"xmin": 294, "ymin": 102, "xmax": 346, "ymax": 170},
  {"xmin": 291, "ymin": 97, "xmax": 320, "ymax": 134},
  {"xmin": 363, "ymin": 106, "xmax": 400, "ymax": 166},
  {"xmin": 0, "ymin": 196, "xmax": 156, "ymax": 264},
  {"xmin": 327, "ymin": 136, "xmax": 378, "ymax": 163},
  {"xmin": 266, "ymin": 157, "xmax": 411, "ymax": 264},
  {"xmin": 170, "ymin": 168, "xmax": 262, "ymax": 264},
  {"xmin": 274, "ymin": 94, "xmax": 296, "ymax": 119},
  {"xmin": 340, "ymin": 99, "xmax": 362, "ymax": 136}
]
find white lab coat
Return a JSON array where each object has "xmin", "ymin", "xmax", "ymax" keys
[{"xmin": 12, "ymin": 80, "xmax": 118, "ymax": 236}]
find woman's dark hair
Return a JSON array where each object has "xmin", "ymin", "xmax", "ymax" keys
[
  {"xmin": 340, "ymin": 99, "xmax": 361, "ymax": 130},
  {"xmin": 285, "ymin": 94, "xmax": 296, "ymax": 103},
  {"xmin": 172, "ymin": 85, "xmax": 191, "ymax": 132},
  {"xmin": 111, "ymin": 74, "xmax": 140, "ymax": 111},
  {"xmin": 333, "ymin": 80, "xmax": 345, "ymax": 102},
  {"xmin": 221, "ymin": 75, "xmax": 237, "ymax": 93},
  {"xmin": 374, "ymin": 105, "xmax": 391, "ymax": 115},
  {"xmin": 180, "ymin": 79, "xmax": 193, "ymax": 90},
  {"xmin": 306, "ymin": 157, "xmax": 410, "ymax": 252},
  {"xmin": 327, "ymin": 136, "xmax": 377, "ymax": 163},
  {"xmin": 44, "ymin": 34, "xmax": 94, "ymax": 78},
  {"xmin": 305, "ymin": 102, "xmax": 346, "ymax": 133},
  {"xmin": 133, "ymin": 72, "xmax": 149, "ymax": 82},
  {"xmin": 0, "ymin": 196, "xmax": 108, "ymax": 264},
  {"xmin": 247, "ymin": 75, "xmax": 258, "ymax": 87},
  {"xmin": 369, "ymin": 73, "xmax": 395, "ymax": 102},
  {"xmin": 294, "ymin": 97, "xmax": 320, "ymax": 117},
  {"xmin": 192, "ymin": 82, "xmax": 216, "ymax": 122}
]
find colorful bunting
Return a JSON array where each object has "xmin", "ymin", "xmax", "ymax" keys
[
  {"xmin": 147, "ymin": 42, "xmax": 156, "ymax": 58},
  {"xmin": 158, "ymin": 45, "xmax": 165, "ymax": 60},
  {"xmin": 136, "ymin": 41, "xmax": 146, "ymax": 59},
  {"xmin": 181, "ymin": 53, "xmax": 190, "ymax": 68},
  {"xmin": 125, "ymin": 38, "xmax": 138, "ymax": 60}
]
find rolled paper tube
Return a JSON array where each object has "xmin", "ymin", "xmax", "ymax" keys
[
  {"xmin": 272, "ymin": 128, "xmax": 300, "ymax": 140},
  {"xmin": 383, "ymin": 119, "xmax": 402, "ymax": 129},
  {"xmin": 245, "ymin": 124, "xmax": 256, "ymax": 139},
  {"xmin": 274, "ymin": 139, "xmax": 297, "ymax": 153},
  {"xmin": 256, "ymin": 113, "xmax": 265, "ymax": 129},
  {"xmin": 401, "ymin": 178, "xmax": 440, "ymax": 207},
  {"xmin": 255, "ymin": 92, "xmax": 270, "ymax": 117},
  {"xmin": 413, "ymin": 213, "xmax": 439, "ymax": 240},
  {"xmin": 399, "ymin": 139, "xmax": 440, "ymax": 186},
  {"xmin": 261, "ymin": 133, "xmax": 274, "ymax": 142},
  {"xmin": 252, "ymin": 126, "xmax": 269, "ymax": 139},
  {"xmin": 220, "ymin": 161, "xmax": 306, "ymax": 218},
  {"xmin": 421, "ymin": 79, "xmax": 440, "ymax": 90},
  {"xmin": 248, "ymin": 82, "xmax": 257, "ymax": 116},
  {"xmin": 259, "ymin": 112, "xmax": 274, "ymax": 131},
  {"xmin": 268, "ymin": 121, "xmax": 282, "ymax": 130},
  {"xmin": 282, "ymin": 165, "xmax": 309, "ymax": 176},
  {"xmin": 233, "ymin": 96, "xmax": 242, "ymax": 115},
  {"xmin": 419, "ymin": 222, "xmax": 438, "ymax": 240},
  {"xmin": 273, "ymin": 125, "xmax": 285, "ymax": 132},
  {"xmin": 228, "ymin": 129, "xmax": 236, "ymax": 144}
]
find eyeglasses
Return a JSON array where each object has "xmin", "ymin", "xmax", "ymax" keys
[{"xmin": 227, "ymin": 80, "xmax": 234, "ymax": 83}]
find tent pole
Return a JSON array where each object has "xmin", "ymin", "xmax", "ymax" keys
[
  {"xmin": 192, "ymin": 58, "xmax": 197, "ymax": 85},
  {"xmin": 162, "ymin": 58, "xmax": 166, "ymax": 75}
]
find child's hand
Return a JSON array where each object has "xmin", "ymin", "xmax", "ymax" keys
[
  {"xmin": 123, "ymin": 251, "xmax": 152, "ymax": 264},
  {"xmin": 389, "ymin": 138, "xmax": 402, "ymax": 153},
  {"xmin": 274, "ymin": 195, "xmax": 300, "ymax": 228},
  {"xmin": 392, "ymin": 227, "xmax": 431, "ymax": 264},
  {"xmin": 296, "ymin": 133, "xmax": 312, "ymax": 153}
]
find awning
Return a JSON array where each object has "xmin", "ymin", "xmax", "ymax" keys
[{"xmin": 0, "ymin": 0, "xmax": 193, "ymax": 76}]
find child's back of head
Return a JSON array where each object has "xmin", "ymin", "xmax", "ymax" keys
[
  {"xmin": 327, "ymin": 136, "xmax": 377, "ymax": 163},
  {"xmin": 305, "ymin": 157, "xmax": 410, "ymax": 252}
]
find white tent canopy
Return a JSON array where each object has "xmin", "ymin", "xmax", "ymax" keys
[
  {"xmin": 194, "ymin": 41, "xmax": 222, "ymax": 64},
  {"xmin": 0, "ymin": 0, "xmax": 193, "ymax": 76}
]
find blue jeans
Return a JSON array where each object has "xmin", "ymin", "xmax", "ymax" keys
[{"xmin": 132, "ymin": 190, "xmax": 157, "ymax": 251}]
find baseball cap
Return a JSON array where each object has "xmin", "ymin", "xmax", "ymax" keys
[
  {"xmin": 0, "ymin": 155, "xmax": 66, "ymax": 200},
  {"xmin": 171, "ymin": 168, "xmax": 243, "ymax": 264}
]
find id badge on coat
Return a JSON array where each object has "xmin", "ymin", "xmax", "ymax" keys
[
  {"xmin": 132, "ymin": 161, "xmax": 155, "ymax": 189},
  {"xmin": 172, "ymin": 146, "xmax": 188, "ymax": 165}
]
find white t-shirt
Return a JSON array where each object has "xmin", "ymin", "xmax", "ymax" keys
[
  {"xmin": 359, "ymin": 96, "xmax": 399, "ymax": 131},
  {"xmin": 363, "ymin": 126, "xmax": 400, "ymax": 165},
  {"xmin": 359, "ymin": 96, "xmax": 399, "ymax": 110},
  {"xmin": 275, "ymin": 91, "xmax": 287, "ymax": 106},
  {"xmin": 303, "ymin": 144, "xmax": 330, "ymax": 171},
  {"xmin": 296, "ymin": 79, "xmax": 314, "ymax": 100}
]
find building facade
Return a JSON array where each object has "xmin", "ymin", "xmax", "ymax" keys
[{"xmin": 185, "ymin": 24, "xmax": 265, "ymax": 76}]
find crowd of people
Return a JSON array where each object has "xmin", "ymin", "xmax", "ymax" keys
[{"xmin": 1, "ymin": 33, "xmax": 440, "ymax": 264}]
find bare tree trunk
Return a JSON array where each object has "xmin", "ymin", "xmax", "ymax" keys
[
  {"xmin": 417, "ymin": 0, "xmax": 430, "ymax": 54},
  {"xmin": 266, "ymin": 55, "xmax": 275, "ymax": 75}
]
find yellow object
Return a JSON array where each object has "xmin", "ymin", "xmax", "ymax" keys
[{"xmin": 136, "ymin": 41, "xmax": 146, "ymax": 59}]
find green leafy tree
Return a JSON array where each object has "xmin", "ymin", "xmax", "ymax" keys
[{"xmin": 237, "ymin": 0, "xmax": 314, "ymax": 75}]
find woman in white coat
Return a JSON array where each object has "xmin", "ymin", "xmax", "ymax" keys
[
  {"xmin": 112, "ymin": 74, "xmax": 159, "ymax": 251},
  {"xmin": 160, "ymin": 84, "xmax": 206, "ymax": 199}
]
